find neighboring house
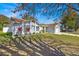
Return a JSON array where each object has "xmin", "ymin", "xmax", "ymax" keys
[{"xmin": 41, "ymin": 23, "xmax": 61, "ymax": 34}]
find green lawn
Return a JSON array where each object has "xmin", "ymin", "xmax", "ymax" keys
[
  {"xmin": 0, "ymin": 31, "xmax": 3, "ymax": 34},
  {"xmin": 0, "ymin": 31, "xmax": 12, "ymax": 44},
  {"xmin": 0, "ymin": 32, "xmax": 79, "ymax": 46},
  {"xmin": 31, "ymin": 33, "xmax": 79, "ymax": 55},
  {"xmin": 0, "ymin": 32, "xmax": 79, "ymax": 55},
  {"xmin": 41, "ymin": 33, "xmax": 79, "ymax": 45}
]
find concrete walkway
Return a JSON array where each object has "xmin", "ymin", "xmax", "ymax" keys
[{"xmin": 57, "ymin": 32, "xmax": 79, "ymax": 37}]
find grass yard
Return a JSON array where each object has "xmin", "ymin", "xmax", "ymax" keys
[
  {"xmin": 39, "ymin": 33, "xmax": 79, "ymax": 55},
  {"xmin": 41, "ymin": 33, "xmax": 79, "ymax": 46},
  {"xmin": 0, "ymin": 31, "xmax": 12, "ymax": 45},
  {"xmin": 0, "ymin": 32, "xmax": 79, "ymax": 56}
]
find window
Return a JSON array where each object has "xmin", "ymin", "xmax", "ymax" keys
[
  {"xmin": 26, "ymin": 28, "xmax": 30, "ymax": 32},
  {"xmin": 36, "ymin": 26, "xmax": 39, "ymax": 31},
  {"xmin": 18, "ymin": 27, "xmax": 22, "ymax": 32},
  {"xmin": 32, "ymin": 26, "xmax": 35, "ymax": 31}
]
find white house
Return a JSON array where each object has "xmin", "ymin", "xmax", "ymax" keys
[
  {"xmin": 41, "ymin": 23, "xmax": 61, "ymax": 34},
  {"xmin": 3, "ymin": 17, "xmax": 61, "ymax": 35},
  {"xmin": 3, "ymin": 17, "xmax": 43, "ymax": 35}
]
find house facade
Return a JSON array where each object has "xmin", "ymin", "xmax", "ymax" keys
[
  {"xmin": 3, "ymin": 17, "xmax": 43, "ymax": 35},
  {"xmin": 41, "ymin": 23, "xmax": 61, "ymax": 34},
  {"xmin": 3, "ymin": 17, "xmax": 61, "ymax": 35}
]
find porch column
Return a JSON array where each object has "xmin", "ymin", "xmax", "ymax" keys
[
  {"xmin": 55, "ymin": 24, "xmax": 60, "ymax": 34},
  {"xmin": 35, "ymin": 25, "xmax": 36, "ymax": 33},
  {"xmin": 44, "ymin": 27, "xmax": 46, "ymax": 32},
  {"xmin": 22, "ymin": 23, "xmax": 25, "ymax": 35}
]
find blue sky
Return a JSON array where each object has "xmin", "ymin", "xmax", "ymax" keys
[
  {"xmin": 0, "ymin": 3, "xmax": 61, "ymax": 24},
  {"xmin": 0, "ymin": 4, "xmax": 16, "ymax": 17},
  {"xmin": 0, "ymin": 3, "xmax": 24, "ymax": 19}
]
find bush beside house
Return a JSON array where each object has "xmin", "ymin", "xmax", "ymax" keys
[{"xmin": 0, "ymin": 15, "xmax": 10, "ymax": 31}]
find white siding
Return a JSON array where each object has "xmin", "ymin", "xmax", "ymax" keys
[
  {"xmin": 12, "ymin": 23, "xmax": 23, "ymax": 35},
  {"xmin": 3, "ymin": 27, "xmax": 11, "ymax": 33},
  {"xmin": 55, "ymin": 24, "xmax": 60, "ymax": 34},
  {"xmin": 46, "ymin": 27, "xmax": 55, "ymax": 33},
  {"xmin": 30, "ymin": 22, "xmax": 40, "ymax": 33},
  {"xmin": 3, "ymin": 21, "xmax": 43, "ymax": 35}
]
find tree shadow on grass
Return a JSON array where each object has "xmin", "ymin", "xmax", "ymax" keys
[
  {"xmin": 11, "ymin": 35, "xmax": 65, "ymax": 56},
  {"xmin": 0, "ymin": 44, "xmax": 23, "ymax": 56}
]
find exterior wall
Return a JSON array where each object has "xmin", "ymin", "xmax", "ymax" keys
[
  {"xmin": 45, "ymin": 23, "xmax": 61, "ymax": 34},
  {"xmin": 12, "ymin": 23, "xmax": 23, "ymax": 35},
  {"xmin": 24, "ymin": 22, "xmax": 30, "ymax": 34},
  {"xmin": 46, "ymin": 27, "xmax": 55, "ymax": 33},
  {"xmin": 54, "ymin": 23, "xmax": 61, "ymax": 34},
  {"xmin": 21, "ymin": 23, "xmax": 25, "ymax": 35},
  {"xmin": 30, "ymin": 22, "xmax": 40, "ymax": 33},
  {"xmin": 39, "ymin": 26, "xmax": 43, "ymax": 32},
  {"xmin": 3, "ymin": 21, "xmax": 61, "ymax": 35},
  {"xmin": 11, "ymin": 21, "xmax": 42, "ymax": 35},
  {"xmin": 3, "ymin": 27, "xmax": 11, "ymax": 33}
]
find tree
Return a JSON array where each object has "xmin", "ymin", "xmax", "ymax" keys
[
  {"xmin": 13, "ymin": 4, "xmax": 66, "ymax": 19},
  {"xmin": 0, "ymin": 15, "xmax": 9, "ymax": 30},
  {"xmin": 13, "ymin": 3, "xmax": 79, "ymax": 19},
  {"xmin": 61, "ymin": 8, "xmax": 79, "ymax": 32},
  {"xmin": 12, "ymin": 3, "xmax": 79, "ymax": 32},
  {"xmin": 23, "ymin": 14, "xmax": 37, "ymax": 22}
]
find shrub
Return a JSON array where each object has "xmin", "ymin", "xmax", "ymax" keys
[
  {"xmin": 0, "ymin": 36, "xmax": 10, "ymax": 44},
  {"xmin": 0, "ymin": 32, "xmax": 12, "ymax": 45},
  {"xmin": 0, "ymin": 32, "xmax": 12, "ymax": 36}
]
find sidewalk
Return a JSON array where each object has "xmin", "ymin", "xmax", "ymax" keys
[{"xmin": 58, "ymin": 32, "xmax": 79, "ymax": 37}]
